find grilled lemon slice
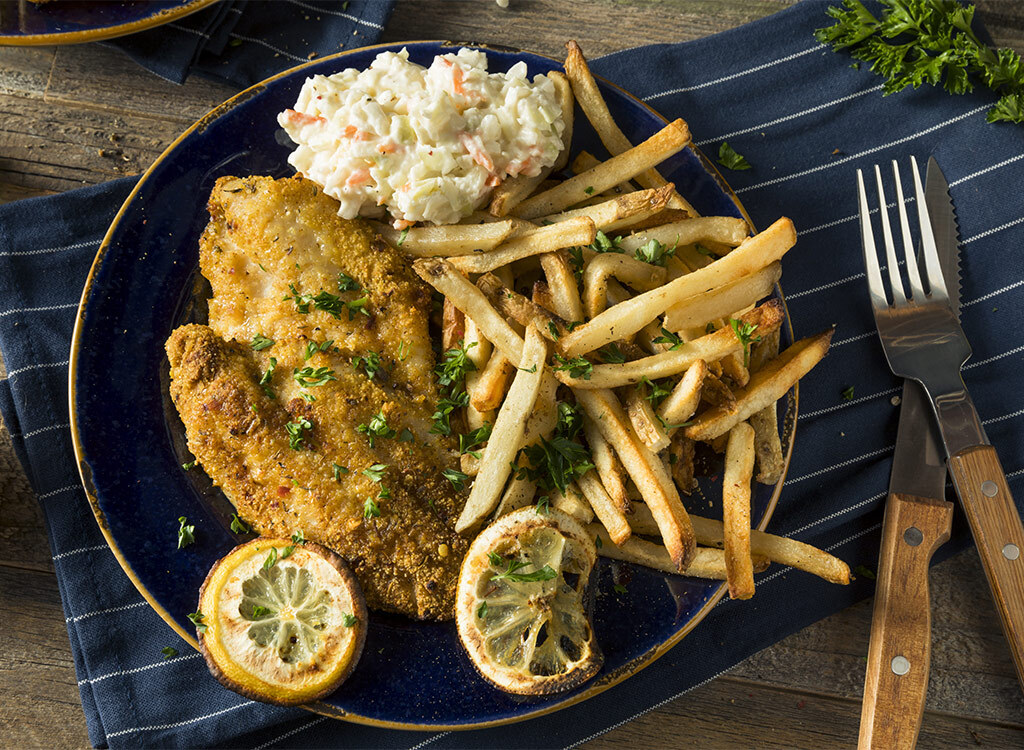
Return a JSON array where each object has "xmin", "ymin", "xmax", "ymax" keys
[
  {"xmin": 456, "ymin": 507, "xmax": 601, "ymax": 694},
  {"xmin": 197, "ymin": 537, "xmax": 366, "ymax": 706}
]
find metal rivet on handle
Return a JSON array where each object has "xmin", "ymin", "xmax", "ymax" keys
[
  {"xmin": 904, "ymin": 527, "xmax": 923, "ymax": 547},
  {"xmin": 982, "ymin": 480, "xmax": 998, "ymax": 497},
  {"xmin": 1003, "ymin": 544, "xmax": 1020, "ymax": 561},
  {"xmin": 891, "ymin": 656, "xmax": 910, "ymax": 676}
]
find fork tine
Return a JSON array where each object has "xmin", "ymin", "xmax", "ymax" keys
[
  {"xmin": 857, "ymin": 169, "xmax": 889, "ymax": 310},
  {"xmin": 874, "ymin": 164, "xmax": 907, "ymax": 305},
  {"xmin": 910, "ymin": 155, "xmax": 949, "ymax": 301},
  {"xmin": 891, "ymin": 160, "xmax": 926, "ymax": 300}
]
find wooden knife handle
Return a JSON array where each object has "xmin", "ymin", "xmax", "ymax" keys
[
  {"xmin": 948, "ymin": 444, "xmax": 1024, "ymax": 690},
  {"xmin": 858, "ymin": 493, "xmax": 953, "ymax": 750}
]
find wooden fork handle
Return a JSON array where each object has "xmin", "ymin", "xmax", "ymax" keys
[
  {"xmin": 949, "ymin": 444, "xmax": 1024, "ymax": 690},
  {"xmin": 858, "ymin": 493, "xmax": 953, "ymax": 750}
]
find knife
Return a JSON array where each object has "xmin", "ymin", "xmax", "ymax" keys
[{"xmin": 857, "ymin": 158, "xmax": 957, "ymax": 750}]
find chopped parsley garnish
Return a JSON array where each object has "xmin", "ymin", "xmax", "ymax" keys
[
  {"xmin": 548, "ymin": 322, "xmax": 560, "ymax": 340},
  {"xmin": 656, "ymin": 414, "xmax": 692, "ymax": 431},
  {"xmin": 293, "ymin": 366, "xmax": 337, "ymax": 387},
  {"xmin": 705, "ymin": 322, "xmax": 717, "ymax": 334},
  {"xmin": 300, "ymin": 392, "xmax": 316, "ymax": 403},
  {"xmin": 729, "ymin": 318, "xmax": 763, "ymax": 367},
  {"xmin": 477, "ymin": 601, "xmax": 488, "ymax": 618},
  {"xmin": 285, "ymin": 416, "xmax": 312, "ymax": 450},
  {"xmin": 397, "ymin": 340, "xmax": 409, "ymax": 361},
  {"xmin": 345, "ymin": 295, "xmax": 370, "ymax": 320},
  {"xmin": 634, "ymin": 237, "xmax": 676, "ymax": 266},
  {"xmin": 332, "ymin": 463, "xmax": 348, "ymax": 480},
  {"xmin": 553, "ymin": 354, "xmax": 594, "ymax": 380},
  {"xmin": 536, "ymin": 495, "xmax": 550, "ymax": 514},
  {"xmin": 303, "ymin": 341, "xmax": 319, "ymax": 360},
  {"xmin": 263, "ymin": 548, "xmax": 278, "ymax": 569},
  {"xmin": 397, "ymin": 227, "xmax": 410, "ymax": 246},
  {"xmin": 613, "ymin": 583, "xmax": 628, "ymax": 595},
  {"xmin": 230, "ymin": 514, "xmax": 250, "ymax": 534},
  {"xmin": 161, "ymin": 646, "xmax": 178, "ymax": 659},
  {"xmin": 518, "ymin": 364, "xmax": 538, "ymax": 374},
  {"xmin": 842, "ymin": 385, "xmax": 856, "ymax": 401},
  {"xmin": 280, "ymin": 544, "xmax": 295, "ymax": 559},
  {"xmin": 176, "ymin": 516, "xmax": 195, "ymax": 549},
  {"xmin": 187, "ymin": 611, "xmax": 207, "ymax": 632},
  {"xmin": 399, "ymin": 427, "xmax": 414, "ymax": 442},
  {"xmin": 516, "ymin": 402, "xmax": 594, "ymax": 493},
  {"xmin": 181, "ymin": 460, "xmax": 196, "ymax": 471},
  {"xmin": 251, "ymin": 605, "xmax": 272, "ymax": 618},
  {"xmin": 357, "ymin": 411, "xmax": 397, "ymax": 447},
  {"xmin": 567, "ymin": 246, "xmax": 585, "ymax": 279},
  {"xmin": 853, "ymin": 564, "xmax": 876, "ymax": 580},
  {"xmin": 362, "ymin": 463, "xmax": 388, "ymax": 482},
  {"xmin": 487, "ymin": 552, "xmax": 558, "ymax": 583},
  {"xmin": 718, "ymin": 141, "xmax": 752, "ymax": 170},
  {"xmin": 251, "ymin": 334, "xmax": 274, "ymax": 351},
  {"xmin": 286, "ymin": 284, "xmax": 367, "ymax": 320},
  {"xmin": 342, "ymin": 613, "xmax": 359, "ymax": 627},
  {"xmin": 640, "ymin": 376, "xmax": 672, "ymax": 409},
  {"xmin": 443, "ymin": 468, "xmax": 469, "ymax": 491},
  {"xmin": 695, "ymin": 243, "xmax": 721, "ymax": 260},
  {"xmin": 652, "ymin": 327, "xmax": 684, "ymax": 350},
  {"xmin": 363, "ymin": 496, "xmax": 381, "ymax": 518},
  {"xmin": 337, "ymin": 272, "xmax": 361, "ymax": 292},
  {"xmin": 431, "ymin": 341, "xmax": 478, "ymax": 435},
  {"xmin": 590, "ymin": 230, "xmax": 622, "ymax": 254},
  {"xmin": 599, "ymin": 343, "xmax": 626, "ymax": 364},
  {"xmin": 816, "ymin": 0, "xmax": 1024, "ymax": 125},
  {"xmin": 583, "ymin": 186, "xmax": 595, "ymax": 195},
  {"xmin": 352, "ymin": 351, "xmax": 383, "ymax": 379},
  {"xmin": 259, "ymin": 357, "xmax": 277, "ymax": 398},
  {"xmin": 292, "ymin": 530, "xmax": 306, "ymax": 546},
  {"xmin": 459, "ymin": 423, "xmax": 492, "ymax": 458}
]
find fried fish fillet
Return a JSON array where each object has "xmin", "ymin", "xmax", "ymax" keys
[{"xmin": 167, "ymin": 175, "xmax": 467, "ymax": 620}]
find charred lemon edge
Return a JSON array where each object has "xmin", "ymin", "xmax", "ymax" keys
[
  {"xmin": 197, "ymin": 537, "xmax": 368, "ymax": 707},
  {"xmin": 455, "ymin": 508, "xmax": 602, "ymax": 695}
]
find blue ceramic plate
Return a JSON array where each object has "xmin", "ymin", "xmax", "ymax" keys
[
  {"xmin": 70, "ymin": 42, "xmax": 796, "ymax": 730},
  {"xmin": 0, "ymin": 0, "xmax": 218, "ymax": 45}
]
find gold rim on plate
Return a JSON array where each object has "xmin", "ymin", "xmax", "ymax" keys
[
  {"xmin": 0, "ymin": 0, "xmax": 221, "ymax": 46},
  {"xmin": 67, "ymin": 40, "xmax": 797, "ymax": 731}
]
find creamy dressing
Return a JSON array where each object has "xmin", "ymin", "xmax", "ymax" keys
[{"xmin": 278, "ymin": 48, "xmax": 565, "ymax": 227}]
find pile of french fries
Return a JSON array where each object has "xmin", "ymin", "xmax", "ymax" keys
[{"xmin": 387, "ymin": 42, "xmax": 849, "ymax": 600}]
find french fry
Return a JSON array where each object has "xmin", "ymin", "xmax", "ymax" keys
[
  {"xmin": 493, "ymin": 473, "xmax": 538, "ymax": 519},
  {"xmin": 376, "ymin": 219, "xmax": 517, "ymax": 256},
  {"xmin": 720, "ymin": 351, "xmax": 750, "ymax": 388},
  {"xmin": 624, "ymin": 209, "xmax": 691, "ymax": 232},
  {"xmin": 657, "ymin": 359, "xmax": 707, "ymax": 432},
  {"xmin": 556, "ymin": 300, "xmax": 783, "ymax": 388},
  {"xmin": 448, "ymin": 217, "xmax": 596, "ymax": 274},
  {"xmin": 558, "ymin": 218, "xmax": 797, "ymax": 357},
  {"xmin": 685, "ymin": 329, "xmax": 834, "ymax": 441},
  {"xmin": 722, "ymin": 422, "xmax": 756, "ymax": 600},
  {"xmin": 540, "ymin": 251, "xmax": 585, "ymax": 323},
  {"xmin": 668, "ymin": 432, "xmax": 697, "ymax": 495},
  {"xmin": 573, "ymin": 387, "xmax": 695, "ymax": 570},
  {"xmin": 413, "ymin": 258, "xmax": 525, "ymax": 366},
  {"xmin": 462, "ymin": 317, "xmax": 493, "ymax": 368},
  {"xmin": 588, "ymin": 526, "xmax": 769, "ymax": 579},
  {"xmin": 663, "ymin": 262, "xmax": 781, "ymax": 332},
  {"xmin": 456, "ymin": 326, "xmax": 548, "ymax": 532},
  {"xmin": 442, "ymin": 299, "xmax": 464, "ymax": 352},
  {"xmin": 563, "ymin": 41, "xmax": 696, "ymax": 214},
  {"xmin": 513, "ymin": 119, "xmax": 691, "ymax": 220},
  {"xmin": 552, "ymin": 483, "xmax": 595, "ymax": 524},
  {"xmin": 539, "ymin": 185, "xmax": 674, "ymax": 233},
  {"xmin": 532, "ymin": 279, "xmax": 557, "ymax": 313},
  {"xmin": 477, "ymin": 273, "xmax": 571, "ymax": 342},
  {"xmin": 470, "ymin": 350, "xmax": 515, "ymax": 412},
  {"xmin": 577, "ymin": 470, "xmax": 631, "ymax": 545},
  {"xmin": 701, "ymin": 371, "xmax": 738, "ymax": 413},
  {"xmin": 488, "ymin": 71, "xmax": 575, "ymax": 216},
  {"xmin": 625, "ymin": 384, "xmax": 671, "ymax": 452},
  {"xmin": 626, "ymin": 504, "xmax": 850, "ymax": 585},
  {"xmin": 571, "ymin": 150, "xmax": 635, "ymax": 196},
  {"xmin": 521, "ymin": 372, "xmax": 560, "ymax": 447},
  {"xmin": 617, "ymin": 217, "xmax": 750, "ymax": 254},
  {"xmin": 748, "ymin": 328, "xmax": 784, "ymax": 485},
  {"xmin": 583, "ymin": 412, "xmax": 629, "ymax": 512},
  {"xmin": 582, "ymin": 254, "xmax": 667, "ymax": 319}
]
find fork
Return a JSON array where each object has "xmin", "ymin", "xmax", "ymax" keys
[{"xmin": 858, "ymin": 156, "xmax": 1024, "ymax": 690}]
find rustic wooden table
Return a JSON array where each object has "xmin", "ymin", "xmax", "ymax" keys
[{"xmin": 3, "ymin": 1, "xmax": 1024, "ymax": 747}]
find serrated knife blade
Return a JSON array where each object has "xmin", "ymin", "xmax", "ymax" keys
[{"xmin": 888, "ymin": 157, "xmax": 961, "ymax": 499}]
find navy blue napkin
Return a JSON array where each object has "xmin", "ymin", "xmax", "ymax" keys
[
  {"xmin": 2, "ymin": 0, "xmax": 1024, "ymax": 746},
  {"xmin": 104, "ymin": 0, "xmax": 394, "ymax": 86}
]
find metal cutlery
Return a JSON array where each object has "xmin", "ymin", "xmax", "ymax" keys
[{"xmin": 857, "ymin": 157, "xmax": 1024, "ymax": 703}]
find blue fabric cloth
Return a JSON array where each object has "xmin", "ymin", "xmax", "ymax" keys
[
  {"xmin": 104, "ymin": 0, "xmax": 394, "ymax": 86},
  {"xmin": 2, "ymin": 0, "xmax": 1023, "ymax": 746}
]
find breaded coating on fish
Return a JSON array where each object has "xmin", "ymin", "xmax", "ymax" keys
[{"xmin": 166, "ymin": 175, "xmax": 467, "ymax": 620}]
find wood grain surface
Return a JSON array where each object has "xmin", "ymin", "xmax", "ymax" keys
[{"xmin": 2, "ymin": 1, "xmax": 1024, "ymax": 748}]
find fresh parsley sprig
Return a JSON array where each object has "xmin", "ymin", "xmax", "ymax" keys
[
  {"xmin": 487, "ymin": 552, "xmax": 558, "ymax": 583},
  {"xmin": 552, "ymin": 354, "xmax": 594, "ymax": 380},
  {"xmin": 718, "ymin": 142, "xmax": 752, "ymax": 170},
  {"xmin": 729, "ymin": 318, "xmax": 763, "ymax": 367},
  {"xmin": 357, "ymin": 411, "xmax": 397, "ymax": 447},
  {"xmin": 816, "ymin": 0, "xmax": 1024, "ymax": 124}
]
